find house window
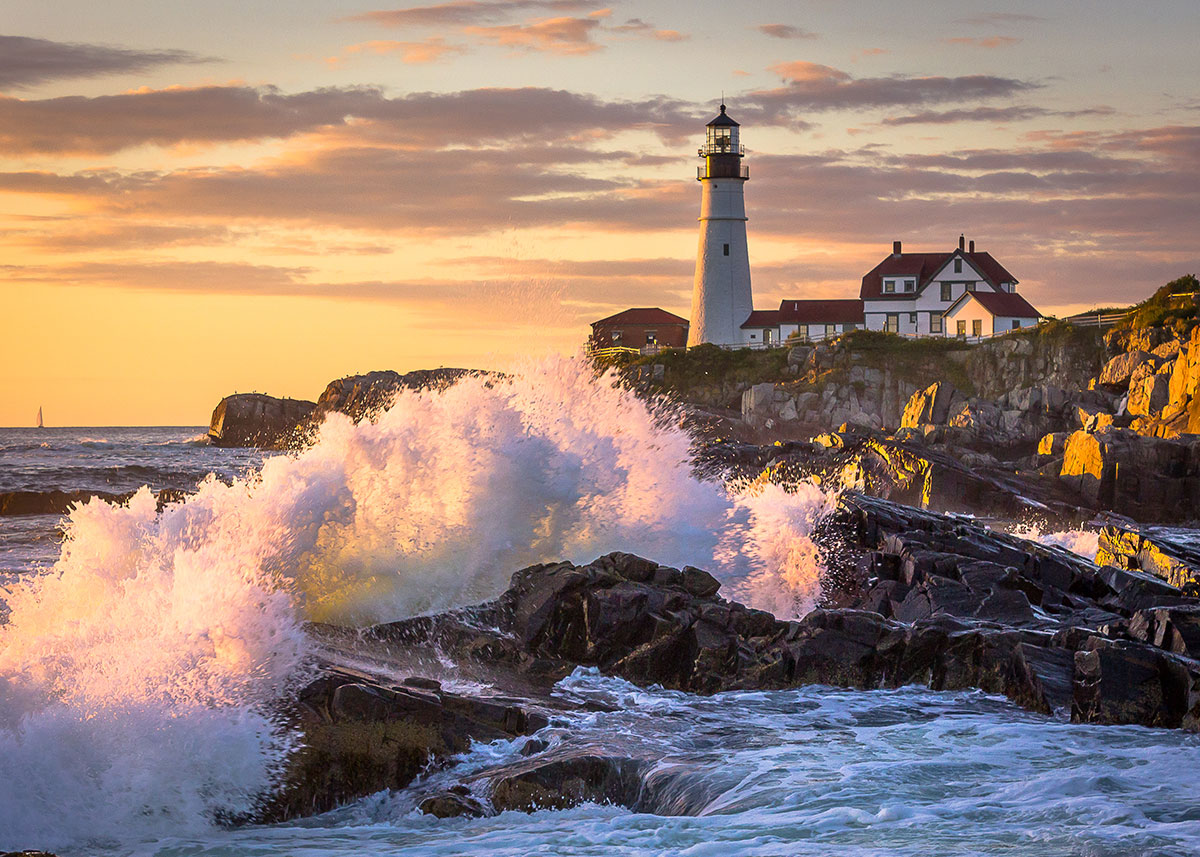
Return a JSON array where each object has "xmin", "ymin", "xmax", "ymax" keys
[
  {"xmin": 1012, "ymin": 319, "xmax": 1021, "ymax": 330},
  {"xmin": 723, "ymin": 243, "xmax": 730, "ymax": 256},
  {"xmin": 904, "ymin": 279, "xmax": 915, "ymax": 292},
  {"xmin": 646, "ymin": 330, "xmax": 658, "ymax": 345},
  {"xmin": 954, "ymin": 258, "xmax": 963, "ymax": 274},
  {"xmin": 750, "ymin": 333, "xmax": 759, "ymax": 340},
  {"xmin": 844, "ymin": 322, "xmax": 858, "ymax": 332},
  {"xmin": 909, "ymin": 312, "xmax": 917, "ymax": 324},
  {"xmin": 966, "ymin": 282, "xmax": 976, "ymax": 292},
  {"xmin": 957, "ymin": 320, "xmax": 966, "ymax": 337},
  {"xmin": 972, "ymin": 319, "xmax": 983, "ymax": 337},
  {"xmin": 612, "ymin": 329, "xmax": 623, "ymax": 342},
  {"xmin": 941, "ymin": 282, "xmax": 952, "ymax": 301},
  {"xmin": 931, "ymin": 314, "xmax": 943, "ymax": 333},
  {"xmin": 886, "ymin": 314, "xmax": 899, "ymax": 333},
  {"xmin": 883, "ymin": 280, "xmax": 895, "ymax": 294},
  {"xmin": 825, "ymin": 324, "xmax": 836, "ymax": 338}
]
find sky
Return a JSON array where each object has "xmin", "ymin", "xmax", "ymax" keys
[{"xmin": 2, "ymin": 0, "xmax": 1198, "ymax": 425}]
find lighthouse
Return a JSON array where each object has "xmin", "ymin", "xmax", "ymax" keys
[{"xmin": 687, "ymin": 103, "xmax": 753, "ymax": 346}]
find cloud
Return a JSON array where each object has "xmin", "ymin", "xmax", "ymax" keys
[
  {"xmin": 342, "ymin": 37, "xmax": 467, "ymax": 64},
  {"xmin": 744, "ymin": 61, "xmax": 1037, "ymax": 119},
  {"xmin": 465, "ymin": 16, "xmax": 603, "ymax": 54},
  {"xmin": 881, "ymin": 105, "xmax": 1113, "ymax": 125},
  {"xmin": 757, "ymin": 24, "xmax": 817, "ymax": 40},
  {"xmin": 0, "ymin": 84, "xmax": 698, "ymax": 155},
  {"xmin": 952, "ymin": 12, "xmax": 1047, "ymax": 26},
  {"xmin": 344, "ymin": 0, "xmax": 599, "ymax": 28},
  {"xmin": 943, "ymin": 36, "xmax": 1022, "ymax": 48},
  {"xmin": 0, "ymin": 35, "xmax": 212, "ymax": 90}
]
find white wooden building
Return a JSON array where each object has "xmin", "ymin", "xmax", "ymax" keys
[{"xmin": 859, "ymin": 236, "xmax": 1039, "ymax": 336}]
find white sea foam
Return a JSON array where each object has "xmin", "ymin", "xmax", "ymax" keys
[
  {"xmin": 1011, "ymin": 524, "xmax": 1101, "ymax": 561},
  {"xmin": 0, "ymin": 355, "xmax": 833, "ymax": 850}
]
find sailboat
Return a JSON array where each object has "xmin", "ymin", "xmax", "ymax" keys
[{"xmin": 36, "ymin": 406, "xmax": 44, "ymax": 429}]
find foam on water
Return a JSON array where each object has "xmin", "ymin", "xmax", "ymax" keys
[
  {"xmin": 1010, "ymin": 524, "xmax": 1101, "ymax": 561},
  {"xmin": 0, "ymin": 356, "xmax": 832, "ymax": 851}
]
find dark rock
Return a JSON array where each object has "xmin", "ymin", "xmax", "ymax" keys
[
  {"xmin": 311, "ymin": 369, "xmax": 477, "ymax": 424},
  {"xmin": 419, "ymin": 789, "xmax": 488, "ymax": 818},
  {"xmin": 489, "ymin": 755, "xmax": 648, "ymax": 813},
  {"xmin": 207, "ymin": 393, "xmax": 315, "ymax": 449}
]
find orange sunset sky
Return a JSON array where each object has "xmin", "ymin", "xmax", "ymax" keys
[{"xmin": 3, "ymin": 0, "xmax": 1198, "ymax": 425}]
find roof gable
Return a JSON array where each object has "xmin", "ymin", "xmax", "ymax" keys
[
  {"xmin": 944, "ymin": 290, "xmax": 1041, "ymax": 319},
  {"xmin": 860, "ymin": 246, "xmax": 1019, "ymax": 300},
  {"xmin": 591, "ymin": 307, "xmax": 688, "ymax": 327}
]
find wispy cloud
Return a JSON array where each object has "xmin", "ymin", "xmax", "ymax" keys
[
  {"xmin": 757, "ymin": 24, "xmax": 818, "ymax": 40},
  {"xmin": 0, "ymin": 35, "xmax": 212, "ymax": 90},
  {"xmin": 340, "ymin": 37, "xmax": 467, "ymax": 64},
  {"xmin": 952, "ymin": 12, "xmax": 1047, "ymax": 26},
  {"xmin": 882, "ymin": 105, "xmax": 1113, "ymax": 125},
  {"xmin": 344, "ymin": 0, "xmax": 599, "ymax": 28},
  {"xmin": 943, "ymin": 36, "xmax": 1022, "ymax": 48},
  {"xmin": 747, "ymin": 61, "xmax": 1037, "ymax": 118},
  {"xmin": 0, "ymin": 85, "xmax": 697, "ymax": 155},
  {"xmin": 465, "ymin": 15, "xmax": 603, "ymax": 54}
]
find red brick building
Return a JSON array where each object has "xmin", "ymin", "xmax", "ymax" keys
[{"xmin": 590, "ymin": 307, "xmax": 689, "ymax": 349}]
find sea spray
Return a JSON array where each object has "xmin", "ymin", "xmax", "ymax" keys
[
  {"xmin": 1009, "ymin": 523, "xmax": 1101, "ymax": 561},
  {"xmin": 0, "ymin": 355, "xmax": 835, "ymax": 849}
]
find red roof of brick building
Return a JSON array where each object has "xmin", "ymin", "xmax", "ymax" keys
[{"xmin": 591, "ymin": 307, "xmax": 689, "ymax": 328}]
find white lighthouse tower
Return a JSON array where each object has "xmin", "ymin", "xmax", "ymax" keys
[{"xmin": 687, "ymin": 103, "xmax": 753, "ymax": 346}]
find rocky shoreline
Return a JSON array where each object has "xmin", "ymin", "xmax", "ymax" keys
[{"xmin": 262, "ymin": 488, "xmax": 1200, "ymax": 823}]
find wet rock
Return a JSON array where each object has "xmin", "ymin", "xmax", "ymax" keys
[
  {"xmin": 419, "ymin": 787, "xmax": 488, "ymax": 818},
  {"xmin": 489, "ymin": 755, "xmax": 648, "ymax": 813},
  {"xmin": 312, "ymin": 369, "xmax": 476, "ymax": 424},
  {"xmin": 207, "ymin": 393, "xmax": 315, "ymax": 449},
  {"xmin": 259, "ymin": 670, "xmax": 548, "ymax": 823}
]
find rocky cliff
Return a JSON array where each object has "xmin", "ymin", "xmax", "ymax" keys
[
  {"xmin": 206, "ymin": 369, "xmax": 476, "ymax": 448},
  {"xmin": 207, "ymin": 393, "xmax": 315, "ymax": 449}
]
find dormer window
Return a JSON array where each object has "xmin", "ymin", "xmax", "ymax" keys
[
  {"xmin": 904, "ymin": 279, "xmax": 915, "ymax": 292},
  {"xmin": 954, "ymin": 258, "xmax": 963, "ymax": 274},
  {"xmin": 883, "ymin": 280, "xmax": 895, "ymax": 293}
]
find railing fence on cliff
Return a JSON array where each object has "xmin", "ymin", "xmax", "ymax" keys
[{"xmin": 1059, "ymin": 310, "xmax": 1130, "ymax": 329}]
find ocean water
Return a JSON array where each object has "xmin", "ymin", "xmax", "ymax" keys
[{"xmin": 1, "ymin": 358, "xmax": 1198, "ymax": 856}]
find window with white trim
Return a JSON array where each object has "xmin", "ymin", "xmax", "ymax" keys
[{"xmin": 931, "ymin": 314, "xmax": 943, "ymax": 333}]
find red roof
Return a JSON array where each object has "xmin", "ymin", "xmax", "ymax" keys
[
  {"xmin": 591, "ymin": 307, "xmax": 688, "ymax": 328},
  {"xmin": 742, "ymin": 299, "xmax": 864, "ymax": 328},
  {"xmin": 741, "ymin": 309, "xmax": 783, "ymax": 327},
  {"xmin": 947, "ymin": 289, "xmax": 1041, "ymax": 318},
  {"xmin": 860, "ymin": 249, "xmax": 1018, "ymax": 300}
]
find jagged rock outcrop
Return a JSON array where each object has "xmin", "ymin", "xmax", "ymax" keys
[
  {"xmin": 0, "ymin": 488, "xmax": 190, "ymax": 516},
  {"xmin": 263, "ymin": 491, "xmax": 1200, "ymax": 822},
  {"xmin": 207, "ymin": 393, "xmax": 315, "ymax": 449},
  {"xmin": 258, "ymin": 670, "xmax": 547, "ymax": 823},
  {"xmin": 205, "ymin": 369, "xmax": 478, "ymax": 448},
  {"xmin": 1097, "ymin": 526, "xmax": 1200, "ymax": 590},
  {"xmin": 1058, "ymin": 427, "xmax": 1200, "ymax": 522},
  {"xmin": 311, "ymin": 369, "xmax": 475, "ymax": 424}
]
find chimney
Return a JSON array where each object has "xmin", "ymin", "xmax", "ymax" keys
[
  {"xmin": 958, "ymin": 234, "xmax": 965, "ymax": 251},
  {"xmin": 969, "ymin": 239, "xmax": 975, "ymax": 253},
  {"xmin": 893, "ymin": 240, "xmax": 902, "ymax": 256}
]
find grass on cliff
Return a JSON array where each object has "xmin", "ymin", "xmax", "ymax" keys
[
  {"xmin": 838, "ymin": 329, "xmax": 977, "ymax": 393},
  {"xmin": 1110, "ymin": 274, "xmax": 1200, "ymax": 337},
  {"xmin": 600, "ymin": 343, "xmax": 791, "ymax": 391}
]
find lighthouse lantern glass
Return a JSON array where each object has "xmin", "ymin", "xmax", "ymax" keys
[{"xmin": 707, "ymin": 125, "xmax": 737, "ymax": 152}]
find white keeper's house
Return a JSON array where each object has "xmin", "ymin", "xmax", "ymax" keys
[{"xmin": 859, "ymin": 236, "xmax": 1041, "ymax": 337}]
